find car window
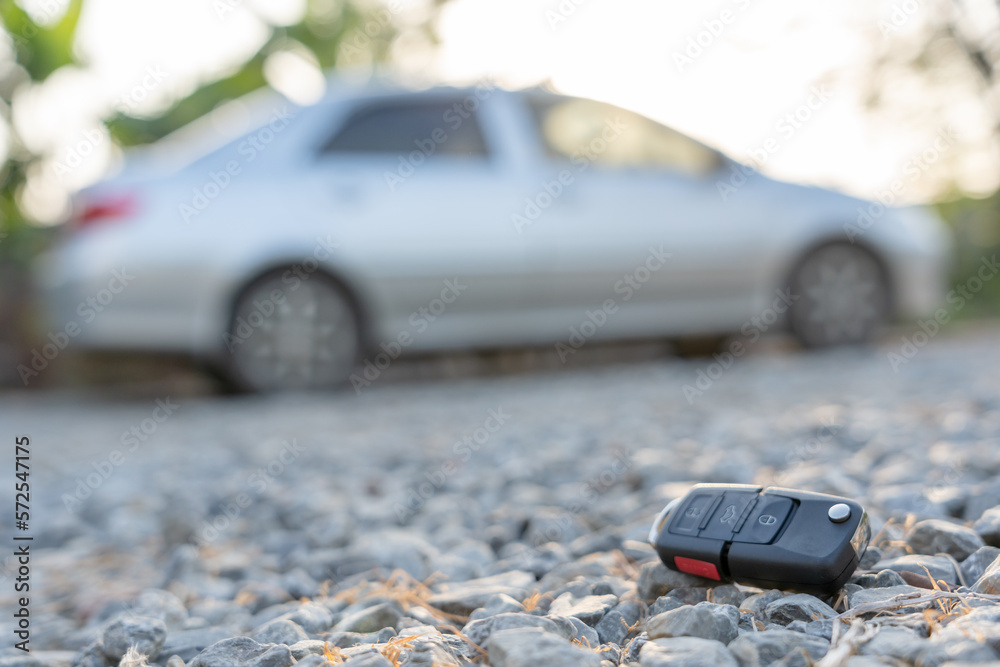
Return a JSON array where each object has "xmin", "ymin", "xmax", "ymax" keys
[
  {"xmin": 320, "ymin": 98, "xmax": 489, "ymax": 158},
  {"xmin": 526, "ymin": 95, "xmax": 719, "ymax": 176}
]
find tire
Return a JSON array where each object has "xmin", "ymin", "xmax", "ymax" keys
[
  {"xmin": 786, "ymin": 243, "xmax": 890, "ymax": 348},
  {"xmin": 224, "ymin": 271, "xmax": 361, "ymax": 392}
]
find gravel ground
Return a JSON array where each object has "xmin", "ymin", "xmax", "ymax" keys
[{"xmin": 2, "ymin": 326, "xmax": 1000, "ymax": 666}]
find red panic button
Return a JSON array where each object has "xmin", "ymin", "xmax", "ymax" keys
[{"xmin": 674, "ymin": 556, "xmax": 721, "ymax": 580}]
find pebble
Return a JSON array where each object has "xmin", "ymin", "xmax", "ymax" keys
[
  {"xmin": 875, "ymin": 554, "xmax": 959, "ymax": 584},
  {"xmin": 639, "ymin": 636, "xmax": 738, "ymax": 667},
  {"xmin": 764, "ymin": 594, "xmax": 837, "ymax": 625},
  {"xmin": 974, "ymin": 506, "xmax": 1000, "ymax": 547},
  {"xmin": 727, "ymin": 628, "xmax": 829, "ymax": 667},
  {"xmin": 906, "ymin": 519, "xmax": 985, "ymax": 560},
  {"xmin": 101, "ymin": 616, "xmax": 167, "ymax": 662},
  {"xmin": 646, "ymin": 602, "xmax": 739, "ymax": 644},
  {"xmin": 973, "ymin": 556, "xmax": 1000, "ymax": 595},
  {"xmin": 637, "ymin": 563, "xmax": 712, "ymax": 601},
  {"xmin": 249, "ymin": 619, "xmax": 309, "ymax": 645},
  {"xmin": 488, "ymin": 627, "xmax": 602, "ymax": 667},
  {"xmin": 187, "ymin": 637, "xmax": 295, "ymax": 667},
  {"xmin": 596, "ymin": 600, "xmax": 642, "ymax": 645},
  {"xmin": 548, "ymin": 593, "xmax": 618, "ymax": 625}
]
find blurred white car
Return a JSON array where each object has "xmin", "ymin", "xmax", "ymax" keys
[{"xmin": 39, "ymin": 80, "xmax": 951, "ymax": 392}]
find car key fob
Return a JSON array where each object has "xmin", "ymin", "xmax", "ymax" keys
[{"xmin": 648, "ymin": 484, "xmax": 870, "ymax": 595}]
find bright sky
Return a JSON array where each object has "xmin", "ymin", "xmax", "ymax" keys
[{"xmin": 7, "ymin": 0, "xmax": 999, "ymax": 222}]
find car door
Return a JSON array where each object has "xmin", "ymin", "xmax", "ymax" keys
[
  {"xmin": 306, "ymin": 89, "xmax": 533, "ymax": 349},
  {"xmin": 516, "ymin": 94, "xmax": 767, "ymax": 337}
]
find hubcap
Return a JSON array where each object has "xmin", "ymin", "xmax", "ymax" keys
[
  {"xmin": 793, "ymin": 245, "xmax": 887, "ymax": 346},
  {"xmin": 229, "ymin": 276, "xmax": 358, "ymax": 390}
]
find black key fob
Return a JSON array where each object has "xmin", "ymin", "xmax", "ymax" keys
[{"xmin": 648, "ymin": 484, "xmax": 870, "ymax": 595}]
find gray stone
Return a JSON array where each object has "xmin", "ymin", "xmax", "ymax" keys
[
  {"xmin": 287, "ymin": 639, "xmax": 327, "ymax": 659},
  {"xmin": 325, "ymin": 628, "xmax": 397, "ymax": 648},
  {"xmin": 646, "ymin": 602, "xmax": 738, "ymax": 644},
  {"xmin": 426, "ymin": 571, "xmax": 534, "ymax": 616},
  {"xmin": 876, "ymin": 555, "xmax": 959, "ymax": 584},
  {"xmin": 707, "ymin": 584, "xmax": 755, "ymax": 607},
  {"xmin": 915, "ymin": 639, "xmax": 999, "ymax": 665},
  {"xmin": 250, "ymin": 619, "xmax": 309, "ymax": 646},
  {"xmin": 467, "ymin": 593, "xmax": 526, "ymax": 622},
  {"xmin": 764, "ymin": 594, "xmax": 837, "ymax": 625},
  {"xmin": 738, "ymin": 590, "xmax": 785, "ymax": 620},
  {"xmin": 623, "ymin": 633, "xmax": 649, "ymax": 663},
  {"xmin": 639, "ymin": 637, "xmax": 737, "ymax": 667},
  {"xmin": 727, "ymin": 628, "xmax": 829, "ymax": 667},
  {"xmin": 188, "ymin": 637, "xmax": 295, "ymax": 667},
  {"xmin": 340, "ymin": 651, "xmax": 393, "ymax": 667},
  {"xmin": 562, "ymin": 615, "xmax": 600, "ymax": 647},
  {"xmin": 851, "ymin": 569, "xmax": 907, "ymax": 589},
  {"xmin": 548, "ymin": 593, "xmax": 618, "ymax": 626},
  {"xmin": 272, "ymin": 602, "xmax": 335, "ymax": 634},
  {"xmin": 961, "ymin": 546, "xmax": 1000, "ymax": 585},
  {"xmin": 648, "ymin": 596, "xmax": 685, "ymax": 618},
  {"xmin": 524, "ymin": 508, "xmax": 589, "ymax": 546},
  {"xmin": 906, "ymin": 519, "xmax": 985, "ymax": 560},
  {"xmin": 160, "ymin": 628, "xmax": 233, "ymax": 662},
  {"xmin": 974, "ymin": 506, "xmax": 1000, "ymax": 547},
  {"xmin": 294, "ymin": 657, "xmax": 332, "ymax": 667},
  {"xmin": 102, "ymin": 616, "xmax": 167, "ymax": 662},
  {"xmin": 331, "ymin": 603, "xmax": 400, "ymax": 634},
  {"xmin": 848, "ymin": 585, "xmax": 933, "ymax": 613},
  {"xmin": 858, "ymin": 626, "xmax": 927, "ymax": 662},
  {"xmin": 488, "ymin": 627, "xmax": 602, "ymax": 667},
  {"xmin": 973, "ymin": 555, "xmax": 1000, "ymax": 594},
  {"xmin": 596, "ymin": 600, "xmax": 642, "ymax": 645},
  {"xmin": 637, "ymin": 562, "xmax": 712, "ymax": 601},
  {"xmin": 462, "ymin": 612, "xmax": 575, "ymax": 647},
  {"xmin": 132, "ymin": 590, "xmax": 188, "ymax": 630},
  {"xmin": 858, "ymin": 546, "xmax": 882, "ymax": 570},
  {"xmin": 664, "ymin": 587, "xmax": 708, "ymax": 606}
]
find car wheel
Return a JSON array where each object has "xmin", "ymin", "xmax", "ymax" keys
[
  {"xmin": 225, "ymin": 272, "xmax": 361, "ymax": 392},
  {"xmin": 787, "ymin": 243, "xmax": 890, "ymax": 348}
]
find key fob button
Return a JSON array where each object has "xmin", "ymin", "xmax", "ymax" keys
[
  {"xmin": 700, "ymin": 491, "xmax": 758, "ymax": 540},
  {"xmin": 732, "ymin": 496, "xmax": 794, "ymax": 544},
  {"xmin": 668, "ymin": 493, "xmax": 719, "ymax": 536},
  {"xmin": 828, "ymin": 503, "xmax": 851, "ymax": 523}
]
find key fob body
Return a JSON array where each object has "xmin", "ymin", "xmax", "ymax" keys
[{"xmin": 648, "ymin": 484, "xmax": 870, "ymax": 595}]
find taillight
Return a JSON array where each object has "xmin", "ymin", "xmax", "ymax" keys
[{"xmin": 73, "ymin": 193, "xmax": 137, "ymax": 230}]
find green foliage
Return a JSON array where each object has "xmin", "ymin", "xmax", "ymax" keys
[
  {"xmin": 934, "ymin": 194, "xmax": 1000, "ymax": 317},
  {"xmin": 0, "ymin": 0, "xmax": 82, "ymax": 82}
]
